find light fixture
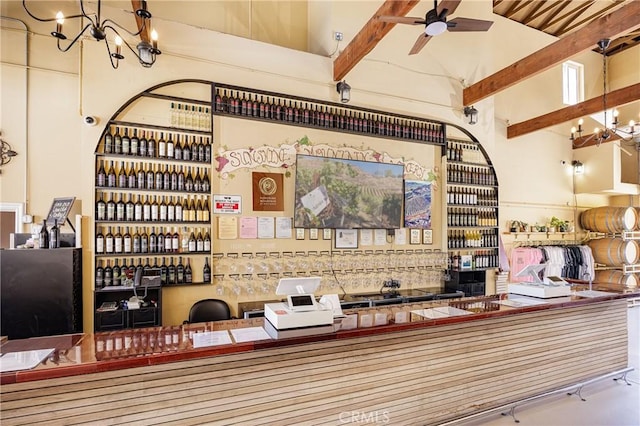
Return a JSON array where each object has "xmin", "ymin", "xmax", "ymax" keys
[
  {"xmin": 1, "ymin": 133, "xmax": 18, "ymax": 169},
  {"xmin": 571, "ymin": 160, "xmax": 584, "ymax": 175},
  {"xmin": 570, "ymin": 39, "xmax": 638, "ymax": 147},
  {"xmin": 22, "ymin": 0, "xmax": 161, "ymax": 69},
  {"xmin": 463, "ymin": 106, "xmax": 478, "ymax": 125},
  {"xmin": 336, "ymin": 80, "xmax": 351, "ymax": 103}
]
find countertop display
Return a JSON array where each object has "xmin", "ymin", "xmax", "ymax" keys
[{"xmin": 1, "ymin": 288, "xmax": 636, "ymax": 385}]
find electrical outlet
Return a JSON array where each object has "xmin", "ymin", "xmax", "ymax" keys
[{"xmin": 334, "ymin": 31, "xmax": 343, "ymax": 41}]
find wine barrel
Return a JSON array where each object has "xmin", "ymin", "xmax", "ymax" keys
[
  {"xmin": 580, "ymin": 206, "xmax": 637, "ymax": 233},
  {"xmin": 587, "ymin": 238, "xmax": 639, "ymax": 266},
  {"xmin": 594, "ymin": 270, "xmax": 638, "ymax": 289}
]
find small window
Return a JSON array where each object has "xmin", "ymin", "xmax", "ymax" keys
[{"xmin": 563, "ymin": 61, "xmax": 584, "ymax": 105}]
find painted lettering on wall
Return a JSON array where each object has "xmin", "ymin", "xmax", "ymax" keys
[{"xmin": 215, "ymin": 137, "xmax": 436, "ymax": 183}]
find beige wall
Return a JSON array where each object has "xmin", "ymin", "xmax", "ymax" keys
[{"xmin": 1, "ymin": 1, "xmax": 638, "ymax": 329}]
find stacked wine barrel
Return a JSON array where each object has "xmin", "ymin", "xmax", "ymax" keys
[{"xmin": 581, "ymin": 206, "xmax": 639, "ymax": 289}]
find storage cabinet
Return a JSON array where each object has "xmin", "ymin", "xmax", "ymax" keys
[
  {"xmin": 94, "ymin": 286, "xmax": 162, "ymax": 332},
  {"xmin": 445, "ymin": 269, "xmax": 486, "ymax": 296}
]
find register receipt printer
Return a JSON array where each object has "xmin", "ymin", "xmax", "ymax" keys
[
  {"xmin": 508, "ymin": 263, "xmax": 572, "ymax": 298},
  {"xmin": 264, "ymin": 277, "xmax": 339, "ymax": 330}
]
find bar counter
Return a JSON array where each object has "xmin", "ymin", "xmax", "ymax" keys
[{"xmin": 1, "ymin": 290, "xmax": 637, "ymax": 425}]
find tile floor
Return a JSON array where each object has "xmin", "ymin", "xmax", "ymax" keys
[{"xmin": 458, "ymin": 305, "xmax": 640, "ymax": 426}]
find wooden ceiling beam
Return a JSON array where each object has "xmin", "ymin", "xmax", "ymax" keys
[
  {"xmin": 131, "ymin": 0, "xmax": 151, "ymax": 43},
  {"xmin": 463, "ymin": 0, "xmax": 640, "ymax": 106},
  {"xmin": 506, "ymin": 82, "xmax": 640, "ymax": 139},
  {"xmin": 333, "ymin": 0, "xmax": 420, "ymax": 81}
]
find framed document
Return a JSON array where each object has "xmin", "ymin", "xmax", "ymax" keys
[
  {"xmin": 309, "ymin": 228, "xmax": 319, "ymax": 240},
  {"xmin": 410, "ymin": 229, "xmax": 421, "ymax": 245},
  {"xmin": 322, "ymin": 228, "xmax": 332, "ymax": 240},
  {"xmin": 422, "ymin": 229, "xmax": 433, "ymax": 244},
  {"xmin": 335, "ymin": 229, "xmax": 358, "ymax": 249}
]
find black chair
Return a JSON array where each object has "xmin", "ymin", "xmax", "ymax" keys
[{"xmin": 185, "ymin": 299, "xmax": 231, "ymax": 323}]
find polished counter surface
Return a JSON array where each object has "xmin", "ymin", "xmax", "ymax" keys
[{"xmin": 2, "ymin": 289, "xmax": 636, "ymax": 385}]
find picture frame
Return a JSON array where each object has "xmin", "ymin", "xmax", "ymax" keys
[
  {"xmin": 322, "ymin": 228, "xmax": 332, "ymax": 240},
  {"xmin": 335, "ymin": 229, "xmax": 358, "ymax": 249},
  {"xmin": 309, "ymin": 228, "xmax": 319, "ymax": 240},
  {"xmin": 422, "ymin": 229, "xmax": 433, "ymax": 245},
  {"xmin": 409, "ymin": 229, "xmax": 421, "ymax": 245}
]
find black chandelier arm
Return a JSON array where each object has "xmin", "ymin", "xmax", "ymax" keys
[
  {"xmin": 22, "ymin": 0, "xmax": 90, "ymax": 23},
  {"xmin": 56, "ymin": 23, "xmax": 92, "ymax": 53},
  {"xmin": 103, "ymin": 25, "xmax": 154, "ymax": 66},
  {"xmin": 104, "ymin": 40, "xmax": 120, "ymax": 69},
  {"xmin": 102, "ymin": 17, "xmax": 147, "ymax": 37}
]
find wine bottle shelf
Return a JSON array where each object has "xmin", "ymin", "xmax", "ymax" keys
[
  {"xmin": 96, "ymin": 285, "xmax": 162, "ymax": 292},
  {"xmin": 110, "ymin": 120, "xmax": 212, "ymax": 136},
  {"xmin": 447, "ymin": 205, "xmax": 498, "ymax": 209},
  {"xmin": 447, "ymin": 182, "xmax": 499, "ymax": 189},
  {"xmin": 448, "ymin": 226, "xmax": 499, "ymax": 230},
  {"xmin": 447, "ymin": 246, "xmax": 499, "ymax": 251},
  {"xmin": 96, "ymin": 251, "xmax": 212, "ymax": 258},
  {"xmin": 96, "ymin": 152, "xmax": 211, "ymax": 165},
  {"xmin": 447, "ymin": 160, "xmax": 493, "ymax": 168},
  {"xmin": 96, "ymin": 187, "xmax": 211, "ymax": 195},
  {"xmin": 95, "ymin": 220, "xmax": 211, "ymax": 225}
]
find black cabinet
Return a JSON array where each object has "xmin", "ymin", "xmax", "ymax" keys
[
  {"xmin": 446, "ymin": 269, "xmax": 486, "ymax": 297},
  {"xmin": 0, "ymin": 248, "xmax": 83, "ymax": 339},
  {"xmin": 94, "ymin": 286, "xmax": 162, "ymax": 331}
]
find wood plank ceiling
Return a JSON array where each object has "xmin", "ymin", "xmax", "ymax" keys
[{"xmin": 332, "ymin": 0, "xmax": 640, "ymax": 145}]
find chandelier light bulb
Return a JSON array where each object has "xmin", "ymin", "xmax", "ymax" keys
[
  {"xmin": 151, "ymin": 29, "xmax": 158, "ymax": 49},
  {"xmin": 55, "ymin": 11, "xmax": 64, "ymax": 24},
  {"xmin": 114, "ymin": 35, "xmax": 123, "ymax": 46}
]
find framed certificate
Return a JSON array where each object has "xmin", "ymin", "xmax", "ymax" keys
[
  {"xmin": 335, "ymin": 229, "xmax": 358, "ymax": 249},
  {"xmin": 410, "ymin": 229, "xmax": 421, "ymax": 245},
  {"xmin": 422, "ymin": 229, "xmax": 433, "ymax": 244}
]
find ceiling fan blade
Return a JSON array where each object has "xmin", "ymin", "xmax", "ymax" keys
[
  {"xmin": 409, "ymin": 33, "xmax": 433, "ymax": 55},
  {"xmin": 377, "ymin": 15, "xmax": 426, "ymax": 25},
  {"xmin": 447, "ymin": 17, "xmax": 494, "ymax": 32},
  {"xmin": 437, "ymin": 0, "xmax": 462, "ymax": 17}
]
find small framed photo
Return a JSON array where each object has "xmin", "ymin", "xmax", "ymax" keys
[
  {"xmin": 322, "ymin": 228, "xmax": 332, "ymax": 240},
  {"xmin": 335, "ymin": 229, "xmax": 358, "ymax": 249},
  {"xmin": 309, "ymin": 228, "xmax": 319, "ymax": 240},
  {"xmin": 295, "ymin": 228, "xmax": 305, "ymax": 240},
  {"xmin": 422, "ymin": 229, "xmax": 433, "ymax": 245},
  {"xmin": 410, "ymin": 229, "xmax": 421, "ymax": 245}
]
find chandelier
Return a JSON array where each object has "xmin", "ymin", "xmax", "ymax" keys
[
  {"xmin": 22, "ymin": 0, "xmax": 161, "ymax": 69},
  {"xmin": 570, "ymin": 38, "xmax": 638, "ymax": 147}
]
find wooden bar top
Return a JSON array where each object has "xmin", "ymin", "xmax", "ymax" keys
[{"xmin": 1, "ymin": 289, "xmax": 637, "ymax": 385}]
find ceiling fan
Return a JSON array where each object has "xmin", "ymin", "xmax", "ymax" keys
[{"xmin": 377, "ymin": 0, "xmax": 493, "ymax": 55}]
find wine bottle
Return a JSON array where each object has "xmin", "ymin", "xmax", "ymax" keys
[
  {"xmin": 201, "ymin": 169, "xmax": 210, "ymax": 193},
  {"xmin": 203, "ymin": 228, "xmax": 211, "ymax": 252},
  {"xmin": 182, "ymin": 197, "xmax": 191, "ymax": 223},
  {"xmin": 103, "ymin": 260, "xmax": 113, "ymax": 287},
  {"xmin": 125, "ymin": 194, "xmax": 135, "ymax": 222},
  {"xmin": 194, "ymin": 167, "xmax": 202, "ymax": 192},
  {"xmin": 113, "ymin": 259, "xmax": 122, "ymax": 287},
  {"xmin": 196, "ymin": 228, "xmax": 204, "ymax": 252},
  {"xmin": 48, "ymin": 219, "xmax": 60, "ymax": 248},
  {"xmin": 184, "ymin": 258, "xmax": 192, "ymax": 284},
  {"xmin": 203, "ymin": 257, "xmax": 211, "ymax": 283},
  {"xmin": 149, "ymin": 226, "xmax": 157, "ymax": 253},
  {"xmin": 157, "ymin": 228, "xmax": 165, "ymax": 253},
  {"xmin": 185, "ymin": 166, "xmax": 194, "ymax": 191},
  {"xmin": 139, "ymin": 130, "xmax": 148, "ymax": 157},
  {"xmin": 163, "ymin": 164, "xmax": 170, "ymax": 190},
  {"xmin": 104, "ymin": 127, "xmax": 114, "ymax": 154},
  {"xmin": 195, "ymin": 197, "xmax": 204, "ymax": 222},
  {"xmin": 143, "ymin": 256, "xmax": 152, "ymax": 272},
  {"xmin": 133, "ymin": 227, "xmax": 141, "ymax": 254},
  {"xmin": 167, "ymin": 257, "xmax": 176, "ymax": 284},
  {"xmin": 114, "ymin": 226, "xmax": 123, "ymax": 254},
  {"xmin": 159, "ymin": 196, "xmax": 168, "ymax": 221},
  {"xmin": 181, "ymin": 226, "xmax": 189, "ymax": 252},
  {"xmin": 122, "ymin": 128, "xmax": 131, "ymax": 155},
  {"xmin": 140, "ymin": 227, "xmax": 149, "ymax": 253},
  {"xmin": 188, "ymin": 229, "xmax": 196, "ymax": 252},
  {"xmin": 158, "ymin": 132, "xmax": 166, "ymax": 158},
  {"xmin": 107, "ymin": 161, "xmax": 117, "ymax": 188},
  {"xmin": 167, "ymin": 196, "xmax": 175, "ymax": 222},
  {"xmin": 130, "ymin": 129, "xmax": 139, "ymax": 155},
  {"xmin": 175, "ymin": 196, "xmax": 183, "ymax": 221},
  {"xmin": 96, "ymin": 227, "xmax": 105, "ymax": 254},
  {"xmin": 117, "ymin": 161, "xmax": 127, "ymax": 188},
  {"xmin": 135, "ymin": 258, "xmax": 144, "ymax": 280},
  {"xmin": 105, "ymin": 226, "xmax": 114, "ymax": 254},
  {"xmin": 147, "ymin": 131, "xmax": 156, "ymax": 158},
  {"xmin": 97, "ymin": 160, "xmax": 106, "ymax": 187},
  {"xmin": 172, "ymin": 227, "xmax": 179, "ymax": 253},
  {"xmin": 204, "ymin": 138, "xmax": 211, "ymax": 163},
  {"xmin": 151, "ymin": 195, "xmax": 159, "ymax": 222},
  {"xmin": 127, "ymin": 162, "xmax": 136, "ymax": 189},
  {"xmin": 166, "ymin": 133, "xmax": 175, "ymax": 159},
  {"xmin": 160, "ymin": 257, "xmax": 168, "ymax": 284},
  {"xmin": 197, "ymin": 137, "xmax": 205, "ymax": 163},
  {"xmin": 95, "ymin": 260, "xmax": 104, "ymax": 288},
  {"xmin": 116, "ymin": 193, "xmax": 125, "ymax": 221},
  {"xmin": 114, "ymin": 127, "xmax": 122, "ymax": 154},
  {"xmin": 39, "ymin": 219, "xmax": 50, "ymax": 249},
  {"xmin": 176, "ymin": 256, "xmax": 185, "ymax": 283},
  {"xmin": 154, "ymin": 164, "xmax": 163, "ymax": 190},
  {"xmin": 123, "ymin": 226, "xmax": 132, "ymax": 254},
  {"xmin": 177, "ymin": 165, "xmax": 185, "ymax": 191},
  {"xmin": 134, "ymin": 195, "xmax": 143, "ymax": 222},
  {"xmin": 164, "ymin": 228, "xmax": 172, "ymax": 253},
  {"xmin": 137, "ymin": 163, "xmax": 146, "ymax": 190},
  {"xmin": 202, "ymin": 197, "xmax": 210, "ymax": 223},
  {"xmin": 96, "ymin": 193, "xmax": 106, "ymax": 221}
]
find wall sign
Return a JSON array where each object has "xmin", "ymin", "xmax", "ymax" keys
[{"xmin": 213, "ymin": 195, "xmax": 242, "ymax": 214}]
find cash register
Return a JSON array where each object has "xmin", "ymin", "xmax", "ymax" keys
[
  {"xmin": 508, "ymin": 263, "xmax": 572, "ymax": 298},
  {"xmin": 264, "ymin": 277, "xmax": 337, "ymax": 330}
]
